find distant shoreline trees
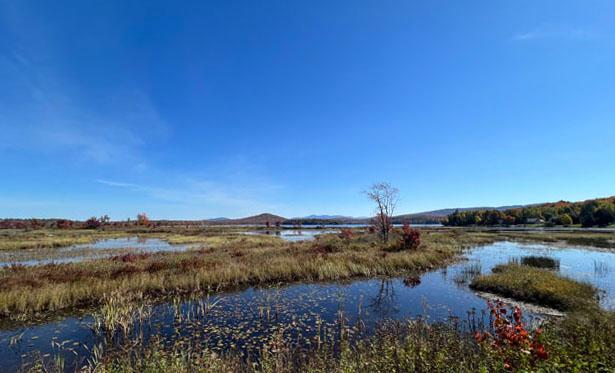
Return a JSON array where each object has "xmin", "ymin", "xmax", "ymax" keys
[{"xmin": 443, "ymin": 197, "xmax": 615, "ymax": 228}]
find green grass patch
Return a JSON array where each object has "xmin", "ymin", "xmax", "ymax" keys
[{"xmin": 470, "ymin": 263, "xmax": 597, "ymax": 311}]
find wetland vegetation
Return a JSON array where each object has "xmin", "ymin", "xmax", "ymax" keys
[
  {"xmin": 0, "ymin": 224, "xmax": 614, "ymax": 372},
  {"xmin": 90, "ymin": 306, "xmax": 615, "ymax": 373},
  {"xmin": 471, "ymin": 263, "xmax": 598, "ymax": 311},
  {"xmin": 0, "ymin": 229, "xmax": 492, "ymax": 318}
]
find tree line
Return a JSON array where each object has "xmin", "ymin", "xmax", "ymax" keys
[
  {"xmin": 0, "ymin": 213, "xmax": 150, "ymax": 230},
  {"xmin": 443, "ymin": 197, "xmax": 615, "ymax": 228}
]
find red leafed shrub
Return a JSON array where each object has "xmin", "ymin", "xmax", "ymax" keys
[
  {"xmin": 146, "ymin": 261, "xmax": 168, "ymax": 273},
  {"xmin": 197, "ymin": 247, "xmax": 215, "ymax": 255},
  {"xmin": 83, "ymin": 217, "xmax": 102, "ymax": 229},
  {"xmin": 475, "ymin": 300, "xmax": 549, "ymax": 369},
  {"xmin": 111, "ymin": 253, "xmax": 151, "ymax": 263},
  {"xmin": 230, "ymin": 250, "xmax": 245, "ymax": 258},
  {"xmin": 56, "ymin": 219, "xmax": 73, "ymax": 229},
  {"xmin": 338, "ymin": 228, "xmax": 354, "ymax": 241},
  {"xmin": 312, "ymin": 243, "xmax": 338, "ymax": 255},
  {"xmin": 400, "ymin": 224, "xmax": 421, "ymax": 250},
  {"xmin": 137, "ymin": 213, "xmax": 150, "ymax": 226},
  {"xmin": 112, "ymin": 265, "xmax": 141, "ymax": 277},
  {"xmin": 178, "ymin": 257, "xmax": 206, "ymax": 271}
]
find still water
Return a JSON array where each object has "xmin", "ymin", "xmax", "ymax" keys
[
  {"xmin": 0, "ymin": 231, "xmax": 331, "ymax": 267},
  {"xmin": 0, "ymin": 237, "xmax": 192, "ymax": 267},
  {"xmin": 245, "ymin": 229, "xmax": 338, "ymax": 242}
]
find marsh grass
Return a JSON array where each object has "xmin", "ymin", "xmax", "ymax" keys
[
  {"xmin": 493, "ymin": 231, "xmax": 615, "ymax": 249},
  {"xmin": 453, "ymin": 262, "xmax": 482, "ymax": 285},
  {"xmin": 0, "ymin": 228, "xmax": 258, "ymax": 251},
  {"xmin": 0, "ymin": 229, "xmax": 128, "ymax": 251},
  {"xmin": 92, "ymin": 291, "xmax": 150, "ymax": 338},
  {"xmin": 0, "ymin": 230, "xmax": 494, "ymax": 318},
  {"xmin": 470, "ymin": 263, "xmax": 597, "ymax": 311},
  {"xmin": 509, "ymin": 255, "xmax": 560, "ymax": 270},
  {"xmin": 35, "ymin": 309, "xmax": 614, "ymax": 373}
]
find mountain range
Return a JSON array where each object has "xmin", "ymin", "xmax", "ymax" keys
[
  {"xmin": 201, "ymin": 198, "xmax": 615, "ymax": 225},
  {"xmin": 205, "ymin": 205, "xmax": 525, "ymax": 225}
]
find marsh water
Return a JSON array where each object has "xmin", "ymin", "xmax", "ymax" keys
[
  {"xmin": 0, "ymin": 231, "xmax": 333, "ymax": 267},
  {"xmin": 0, "ymin": 237, "xmax": 193, "ymax": 267},
  {"xmin": 1, "ymin": 241, "xmax": 614, "ymax": 371},
  {"xmin": 245, "ymin": 229, "xmax": 338, "ymax": 242}
]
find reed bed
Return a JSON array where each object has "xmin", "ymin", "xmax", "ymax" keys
[
  {"xmin": 492, "ymin": 231, "xmax": 615, "ymax": 249},
  {"xmin": 471, "ymin": 263, "xmax": 598, "ymax": 311},
  {"xmin": 33, "ymin": 307, "xmax": 615, "ymax": 373},
  {"xmin": 0, "ymin": 230, "xmax": 494, "ymax": 318},
  {"xmin": 0, "ymin": 228, "xmax": 250, "ymax": 251}
]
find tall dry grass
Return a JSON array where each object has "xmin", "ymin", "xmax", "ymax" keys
[{"xmin": 0, "ymin": 230, "xmax": 494, "ymax": 318}]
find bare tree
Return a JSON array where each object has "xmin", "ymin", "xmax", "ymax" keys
[{"xmin": 365, "ymin": 182, "xmax": 399, "ymax": 242}]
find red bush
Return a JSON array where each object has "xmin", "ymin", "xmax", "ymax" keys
[
  {"xmin": 312, "ymin": 243, "xmax": 337, "ymax": 255},
  {"xmin": 146, "ymin": 261, "xmax": 168, "ymax": 273},
  {"xmin": 338, "ymin": 228, "xmax": 354, "ymax": 241},
  {"xmin": 111, "ymin": 253, "xmax": 151, "ymax": 263},
  {"xmin": 179, "ymin": 257, "xmax": 206, "ymax": 271},
  {"xmin": 57, "ymin": 219, "xmax": 73, "ymax": 229},
  {"xmin": 400, "ymin": 224, "xmax": 421, "ymax": 250},
  {"xmin": 112, "ymin": 265, "xmax": 141, "ymax": 277},
  {"xmin": 475, "ymin": 300, "xmax": 548, "ymax": 369},
  {"xmin": 83, "ymin": 217, "xmax": 102, "ymax": 229}
]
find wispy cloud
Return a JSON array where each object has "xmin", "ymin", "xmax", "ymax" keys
[
  {"xmin": 97, "ymin": 178, "xmax": 285, "ymax": 217},
  {"xmin": 0, "ymin": 5, "xmax": 167, "ymax": 166},
  {"xmin": 0, "ymin": 52, "xmax": 165, "ymax": 165},
  {"xmin": 512, "ymin": 26, "xmax": 594, "ymax": 41}
]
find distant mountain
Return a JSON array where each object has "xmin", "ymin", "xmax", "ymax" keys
[
  {"xmin": 213, "ymin": 213, "xmax": 286, "ymax": 225},
  {"xmin": 207, "ymin": 217, "xmax": 231, "ymax": 222},
  {"xmin": 285, "ymin": 205, "xmax": 529, "ymax": 225},
  {"xmin": 300, "ymin": 215, "xmax": 356, "ymax": 220},
  {"xmin": 402, "ymin": 205, "xmax": 525, "ymax": 218}
]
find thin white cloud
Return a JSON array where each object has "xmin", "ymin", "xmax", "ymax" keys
[
  {"xmin": 96, "ymin": 180, "xmax": 141, "ymax": 189},
  {"xmin": 0, "ymin": 5, "xmax": 167, "ymax": 166},
  {"xmin": 0, "ymin": 53, "xmax": 166, "ymax": 164},
  {"xmin": 512, "ymin": 27, "xmax": 593, "ymax": 41},
  {"xmin": 96, "ymin": 178, "xmax": 285, "ymax": 217}
]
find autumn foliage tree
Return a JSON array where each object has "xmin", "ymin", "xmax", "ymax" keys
[
  {"xmin": 137, "ymin": 213, "xmax": 150, "ymax": 226},
  {"xmin": 444, "ymin": 197, "xmax": 615, "ymax": 228}
]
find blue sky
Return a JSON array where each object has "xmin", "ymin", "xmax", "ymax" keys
[{"xmin": 1, "ymin": 1, "xmax": 614, "ymax": 219}]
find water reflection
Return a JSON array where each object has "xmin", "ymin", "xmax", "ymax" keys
[
  {"xmin": 245, "ymin": 229, "xmax": 339, "ymax": 242},
  {"xmin": 368, "ymin": 280, "xmax": 399, "ymax": 319}
]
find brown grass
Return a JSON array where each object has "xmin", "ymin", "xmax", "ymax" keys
[{"xmin": 0, "ymin": 230, "xmax": 494, "ymax": 318}]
